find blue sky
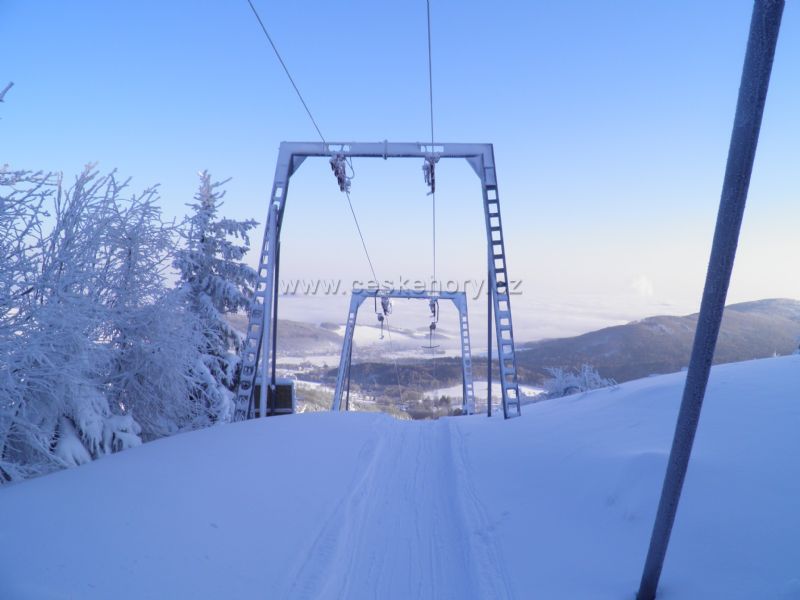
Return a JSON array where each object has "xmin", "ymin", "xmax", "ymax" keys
[{"xmin": 2, "ymin": 1, "xmax": 799, "ymax": 339}]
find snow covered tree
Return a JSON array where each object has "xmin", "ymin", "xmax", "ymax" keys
[
  {"xmin": 0, "ymin": 167, "xmax": 144, "ymax": 480},
  {"xmin": 1, "ymin": 166, "xmax": 259, "ymax": 482},
  {"xmin": 543, "ymin": 364, "xmax": 617, "ymax": 399},
  {"xmin": 99, "ymin": 182, "xmax": 207, "ymax": 441},
  {"xmin": 173, "ymin": 171, "xmax": 257, "ymax": 423},
  {"xmin": 0, "ymin": 168, "xmax": 56, "ymax": 480}
]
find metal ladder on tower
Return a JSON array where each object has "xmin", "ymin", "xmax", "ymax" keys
[
  {"xmin": 458, "ymin": 307, "xmax": 476, "ymax": 414},
  {"xmin": 234, "ymin": 202, "xmax": 279, "ymax": 421},
  {"xmin": 483, "ymin": 178, "xmax": 522, "ymax": 418}
]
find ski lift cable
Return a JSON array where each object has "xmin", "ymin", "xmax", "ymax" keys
[
  {"xmin": 344, "ymin": 189, "xmax": 380, "ymax": 285},
  {"xmin": 425, "ymin": 0, "xmax": 437, "ymax": 290},
  {"xmin": 426, "ymin": 0, "xmax": 435, "ymax": 150},
  {"xmin": 245, "ymin": 0, "xmax": 381, "ymax": 287},
  {"xmin": 425, "ymin": 0, "xmax": 439, "ymax": 374},
  {"xmin": 246, "ymin": 0, "xmax": 448, "ymax": 404},
  {"xmin": 246, "ymin": 0, "xmax": 326, "ymax": 144}
]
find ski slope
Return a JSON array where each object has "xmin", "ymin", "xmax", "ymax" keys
[{"xmin": 1, "ymin": 356, "xmax": 799, "ymax": 599}]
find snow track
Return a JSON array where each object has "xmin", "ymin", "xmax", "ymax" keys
[{"xmin": 284, "ymin": 419, "xmax": 513, "ymax": 600}]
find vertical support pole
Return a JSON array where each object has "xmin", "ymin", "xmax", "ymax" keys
[
  {"xmin": 481, "ymin": 148, "xmax": 521, "ymax": 419},
  {"xmin": 258, "ymin": 204, "xmax": 279, "ymax": 419},
  {"xmin": 234, "ymin": 145, "xmax": 292, "ymax": 421},
  {"xmin": 461, "ymin": 344, "xmax": 468, "ymax": 413},
  {"xmin": 455, "ymin": 296, "xmax": 476, "ymax": 414},
  {"xmin": 269, "ymin": 240, "xmax": 281, "ymax": 414},
  {"xmin": 345, "ymin": 343, "xmax": 352, "ymax": 412},
  {"xmin": 332, "ymin": 294, "xmax": 364, "ymax": 411},
  {"xmin": 636, "ymin": 2, "xmax": 784, "ymax": 598},
  {"xmin": 487, "ymin": 263, "xmax": 493, "ymax": 417},
  {"xmin": 462, "ymin": 300, "xmax": 468, "ymax": 414}
]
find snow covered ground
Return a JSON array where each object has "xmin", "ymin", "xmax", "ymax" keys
[
  {"xmin": 1, "ymin": 356, "xmax": 799, "ymax": 599},
  {"xmin": 424, "ymin": 381, "xmax": 544, "ymax": 404}
]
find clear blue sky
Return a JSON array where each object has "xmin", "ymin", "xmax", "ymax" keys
[{"xmin": 2, "ymin": 1, "xmax": 799, "ymax": 339}]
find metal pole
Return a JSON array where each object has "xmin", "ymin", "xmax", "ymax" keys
[
  {"xmin": 460, "ymin": 308, "xmax": 467, "ymax": 413},
  {"xmin": 487, "ymin": 264, "xmax": 493, "ymax": 417},
  {"xmin": 637, "ymin": 2, "xmax": 784, "ymax": 598},
  {"xmin": 269, "ymin": 241, "xmax": 282, "ymax": 414},
  {"xmin": 257, "ymin": 206, "xmax": 278, "ymax": 419},
  {"xmin": 345, "ymin": 343, "xmax": 352, "ymax": 412}
]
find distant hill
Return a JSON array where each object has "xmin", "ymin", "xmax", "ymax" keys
[
  {"xmin": 517, "ymin": 298, "xmax": 800, "ymax": 383},
  {"xmin": 226, "ymin": 315, "xmax": 343, "ymax": 355},
  {"xmin": 228, "ymin": 299, "xmax": 800, "ymax": 387}
]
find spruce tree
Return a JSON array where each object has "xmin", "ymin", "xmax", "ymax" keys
[{"xmin": 174, "ymin": 171, "xmax": 257, "ymax": 421}]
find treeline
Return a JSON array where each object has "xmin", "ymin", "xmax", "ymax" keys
[{"xmin": 0, "ymin": 166, "xmax": 257, "ymax": 482}]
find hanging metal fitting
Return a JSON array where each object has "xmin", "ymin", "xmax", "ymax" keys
[
  {"xmin": 423, "ymin": 155, "xmax": 438, "ymax": 195},
  {"xmin": 380, "ymin": 295, "xmax": 393, "ymax": 316},
  {"xmin": 425, "ymin": 314, "xmax": 440, "ymax": 350},
  {"xmin": 377, "ymin": 312, "xmax": 385, "ymax": 339},
  {"xmin": 330, "ymin": 154, "xmax": 351, "ymax": 193}
]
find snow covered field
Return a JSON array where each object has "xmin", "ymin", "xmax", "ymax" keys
[
  {"xmin": 1, "ymin": 356, "xmax": 799, "ymax": 599},
  {"xmin": 424, "ymin": 381, "xmax": 544, "ymax": 404},
  {"xmin": 276, "ymin": 322, "xmax": 463, "ymax": 367}
]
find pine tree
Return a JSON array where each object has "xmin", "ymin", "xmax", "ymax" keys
[{"xmin": 174, "ymin": 171, "xmax": 258, "ymax": 423}]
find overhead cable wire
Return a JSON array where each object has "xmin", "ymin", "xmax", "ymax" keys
[
  {"xmin": 426, "ymin": 0, "xmax": 437, "ymax": 290},
  {"xmin": 245, "ymin": 0, "xmax": 381, "ymax": 286},
  {"xmin": 246, "ymin": 0, "xmax": 326, "ymax": 143},
  {"xmin": 344, "ymin": 189, "xmax": 380, "ymax": 285},
  {"xmin": 426, "ymin": 0, "xmax": 435, "ymax": 148},
  {"xmin": 425, "ymin": 0, "xmax": 439, "ymax": 379}
]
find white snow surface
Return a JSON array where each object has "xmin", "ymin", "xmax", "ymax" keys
[
  {"xmin": 425, "ymin": 381, "xmax": 544, "ymax": 403},
  {"xmin": 2, "ymin": 356, "xmax": 799, "ymax": 599}
]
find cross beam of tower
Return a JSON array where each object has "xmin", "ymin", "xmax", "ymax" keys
[{"xmin": 234, "ymin": 141, "xmax": 522, "ymax": 420}]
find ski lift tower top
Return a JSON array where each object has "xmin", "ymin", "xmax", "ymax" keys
[{"xmin": 234, "ymin": 141, "xmax": 523, "ymax": 420}]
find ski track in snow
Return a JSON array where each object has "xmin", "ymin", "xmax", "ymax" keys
[{"xmin": 283, "ymin": 418, "xmax": 513, "ymax": 600}]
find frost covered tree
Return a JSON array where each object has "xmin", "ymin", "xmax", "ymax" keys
[
  {"xmin": 99, "ymin": 182, "xmax": 215, "ymax": 441},
  {"xmin": 543, "ymin": 364, "xmax": 617, "ymax": 399},
  {"xmin": 173, "ymin": 171, "xmax": 257, "ymax": 423},
  {"xmin": 1, "ymin": 168, "xmax": 143, "ymax": 480},
  {"xmin": 0, "ymin": 168, "xmax": 54, "ymax": 480},
  {"xmin": 0, "ymin": 166, "xmax": 259, "ymax": 482}
]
